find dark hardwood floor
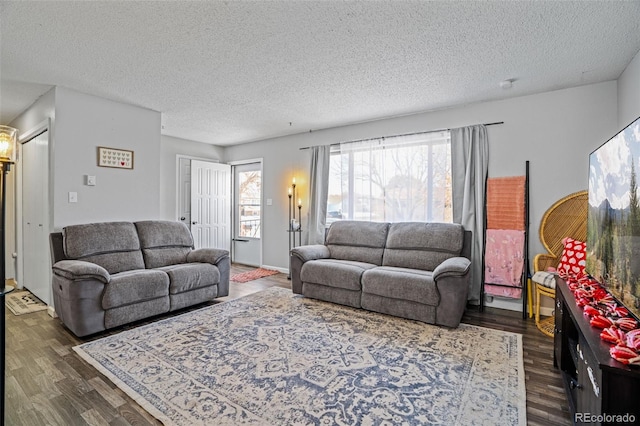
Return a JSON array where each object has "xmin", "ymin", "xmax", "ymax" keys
[{"xmin": 5, "ymin": 264, "xmax": 571, "ymax": 425}]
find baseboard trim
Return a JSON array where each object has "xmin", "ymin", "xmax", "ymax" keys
[
  {"xmin": 539, "ymin": 306, "xmax": 554, "ymax": 317},
  {"xmin": 47, "ymin": 306, "xmax": 57, "ymax": 318},
  {"xmin": 262, "ymin": 264, "xmax": 288, "ymax": 274},
  {"xmin": 482, "ymin": 294, "xmax": 555, "ymax": 318}
]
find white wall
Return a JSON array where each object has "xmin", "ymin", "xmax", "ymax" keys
[
  {"xmin": 225, "ymin": 81, "xmax": 619, "ymax": 311},
  {"xmin": 52, "ymin": 87, "xmax": 161, "ymax": 227},
  {"xmin": 9, "ymin": 89, "xmax": 56, "ymax": 137},
  {"xmin": 224, "ymin": 136, "xmax": 309, "ymax": 270},
  {"xmin": 159, "ymin": 134, "xmax": 225, "ymax": 220},
  {"xmin": 618, "ymin": 48, "xmax": 640, "ymax": 127}
]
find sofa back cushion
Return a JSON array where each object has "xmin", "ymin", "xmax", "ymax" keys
[
  {"xmin": 135, "ymin": 220, "xmax": 194, "ymax": 268},
  {"xmin": 382, "ymin": 222, "xmax": 465, "ymax": 271},
  {"xmin": 63, "ymin": 222, "xmax": 145, "ymax": 274},
  {"xmin": 325, "ymin": 221, "xmax": 390, "ymax": 265}
]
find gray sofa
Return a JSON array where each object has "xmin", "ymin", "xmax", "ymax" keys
[
  {"xmin": 290, "ymin": 221, "xmax": 471, "ymax": 327},
  {"xmin": 49, "ymin": 220, "xmax": 230, "ymax": 337}
]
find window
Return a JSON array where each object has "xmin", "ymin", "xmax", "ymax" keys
[
  {"xmin": 238, "ymin": 170, "xmax": 261, "ymax": 238},
  {"xmin": 327, "ymin": 131, "xmax": 452, "ymax": 223}
]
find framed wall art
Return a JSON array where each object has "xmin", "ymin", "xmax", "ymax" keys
[{"xmin": 97, "ymin": 146, "xmax": 134, "ymax": 169}]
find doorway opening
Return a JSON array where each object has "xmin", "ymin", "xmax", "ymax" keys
[{"xmin": 232, "ymin": 161, "xmax": 262, "ymax": 267}]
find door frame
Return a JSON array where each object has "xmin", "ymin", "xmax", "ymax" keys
[
  {"xmin": 229, "ymin": 158, "xmax": 263, "ymax": 266},
  {"xmin": 15, "ymin": 119, "xmax": 53, "ymax": 312}
]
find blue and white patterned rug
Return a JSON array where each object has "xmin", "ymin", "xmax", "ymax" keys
[{"xmin": 74, "ymin": 287, "xmax": 526, "ymax": 425}]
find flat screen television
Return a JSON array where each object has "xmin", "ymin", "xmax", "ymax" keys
[{"xmin": 587, "ymin": 115, "xmax": 640, "ymax": 321}]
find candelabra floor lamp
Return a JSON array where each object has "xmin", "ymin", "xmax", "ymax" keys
[
  {"xmin": 287, "ymin": 178, "xmax": 302, "ymax": 279},
  {"xmin": 0, "ymin": 125, "xmax": 18, "ymax": 424}
]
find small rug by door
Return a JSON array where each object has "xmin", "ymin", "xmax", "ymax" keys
[
  {"xmin": 5, "ymin": 289, "xmax": 48, "ymax": 315},
  {"xmin": 74, "ymin": 287, "xmax": 526, "ymax": 425},
  {"xmin": 230, "ymin": 267, "xmax": 279, "ymax": 283}
]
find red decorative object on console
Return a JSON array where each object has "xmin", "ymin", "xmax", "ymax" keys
[{"xmin": 561, "ymin": 271, "xmax": 640, "ymax": 366}]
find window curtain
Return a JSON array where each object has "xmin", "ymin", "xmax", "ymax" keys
[
  {"xmin": 451, "ymin": 125, "xmax": 489, "ymax": 303},
  {"xmin": 307, "ymin": 145, "xmax": 331, "ymax": 244}
]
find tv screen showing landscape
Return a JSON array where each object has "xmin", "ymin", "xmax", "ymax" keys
[{"xmin": 587, "ymin": 116, "xmax": 640, "ymax": 320}]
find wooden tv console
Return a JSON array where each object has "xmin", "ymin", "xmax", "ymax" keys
[{"xmin": 554, "ymin": 277, "xmax": 640, "ymax": 425}]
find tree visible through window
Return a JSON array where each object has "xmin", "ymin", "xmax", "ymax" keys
[
  {"xmin": 327, "ymin": 131, "xmax": 452, "ymax": 223},
  {"xmin": 238, "ymin": 170, "xmax": 261, "ymax": 238}
]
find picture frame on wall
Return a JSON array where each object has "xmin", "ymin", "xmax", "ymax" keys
[{"xmin": 97, "ymin": 146, "xmax": 134, "ymax": 169}]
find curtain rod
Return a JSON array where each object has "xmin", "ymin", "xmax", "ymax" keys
[{"xmin": 299, "ymin": 121, "xmax": 504, "ymax": 150}]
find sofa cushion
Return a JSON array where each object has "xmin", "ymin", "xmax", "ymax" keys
[
  {"xmin": 158, "ymin": 263, "xmax": 220, "ymax": 294},
  {"xmin": 102, "ymin": 269, "xmax": 170, "ymax": 309},
  {"xmin": 135, "ymin": 221, "xmax": 194, "ymax": 268},
  {"xmin": 382, "ymin": 222, "xmax": 465, "ymax": 271},
  {"xmin": 325, "ymin": 221, "xmax": 390, "ymax": 265},
  {"xmin": 362, "ymin": 266, "xmax": 440, "ymax": 306},
  {"xmin": 63, "ymin": 222, "xmax": 145, "ymax": 274},
  {"xmin": 303, "ymin": 283, "xmax": 362, "ymax": 309},
  {"xmin": 105, "ymin": 297, "xmax": 170, "ymax": 329},
  {"xmin": 170, "ymin": 286, "xmax": 217, "ymax": 311},
  {"xmin": 300, "ymin": 259, "xmax": 377, "ymax": 291}
]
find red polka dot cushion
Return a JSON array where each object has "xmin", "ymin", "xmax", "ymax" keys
[{"xmin": 557, "ymin": 237, "xmax": 586, "ymax": 276}]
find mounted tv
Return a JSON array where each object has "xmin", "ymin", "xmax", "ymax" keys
[{"xmin": 587, "ymin": 115, "xmax": 640, "ymax": 321}]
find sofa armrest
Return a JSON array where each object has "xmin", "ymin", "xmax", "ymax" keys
[
  {"xmin": 187, "ymin": 248, "xmax": 230, "ymax": 265},
  {"xmin": 433, "ymin": 257, "xmax": 471, "ymax": 327},
  {"xmin": 433, "ymin": 257, "xmax": 471, "ymax": 281},
  {"xmin": 187, "ymin": 249, "xmax": 230, "ymax": 297},
  {"xmin": 290, "ymin": 245, "xmax": 330, "ymax": 262},
  {"xmin": 52, "ymin": 260, "xmax": 111, "ymax": 284},
  {"xmin": 289, "ymin": 245, "xmax": 330, "ymax": 295}
]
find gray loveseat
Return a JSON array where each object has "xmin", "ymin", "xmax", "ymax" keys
[
  {"xmin": 50, "ymin": 220, "xmax": 230, "ymax": 337},
  {"xmin": 290, "ymin": 221, "xmax": 471, "ymax": 327}
]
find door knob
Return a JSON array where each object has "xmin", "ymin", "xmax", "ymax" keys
[
  {"xmin": 192, "ymin": 221, "xmax": 198, "ymax": 225},
  {"xmin": 180, "ymin": 217, "xmax": 186, "ymax": 221}
]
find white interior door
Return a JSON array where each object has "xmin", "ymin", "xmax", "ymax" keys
[
  {"xmin": 190, "ymin": 160, "xmax": 231, "ymax": 250},
  {"xmin": 232, "ymin": 162, "xmax": 262, "ymax": 266},
  {"xmin": 21, "ymin": 131, "xmax": 51, "ymax": 305}
]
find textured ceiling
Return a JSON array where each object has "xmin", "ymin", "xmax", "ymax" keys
[{"xmin": 1, "ymin": 1, "xmax": 640, "ymax": 146}]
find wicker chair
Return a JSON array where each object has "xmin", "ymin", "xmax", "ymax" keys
[{"xmin": 532, "ymin": 190, "xmax": 588, "ymax": 336}]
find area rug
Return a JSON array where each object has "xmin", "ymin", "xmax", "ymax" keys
[
  {"xmin": 230, "ymin": 267, "xmax": 279, "ymax": 283},
  {"xmin": 74, "ymin": 288, "xmax": 526, "ymax": 426},
  {"xmin": 5, "ymin": 289, "xmax": 48, "ymax": 315}
]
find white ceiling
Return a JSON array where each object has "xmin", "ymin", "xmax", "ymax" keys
[{"xmin": 1, "ymin": 1, "xmax": 640, "ymax": 146}]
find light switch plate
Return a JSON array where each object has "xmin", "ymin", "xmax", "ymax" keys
[
  {"xmin": 68, "ymin": 192, "xmax": 78, "ymax": 203},
  {"xmin": 86, "ymin": 175, "xmax": 96, "ymax": 186}
]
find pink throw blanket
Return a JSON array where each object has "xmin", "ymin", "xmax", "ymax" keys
[{"xmin": 484, "ymin": 229, "xmax": 525, "ymax": 298}]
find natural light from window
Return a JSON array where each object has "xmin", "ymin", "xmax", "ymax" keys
[
  {"xmin": 327, "ymin": 131, "xmax": 452, "ymax": 224},
  {"xmin": 238, "ymin": 170, "xmax": 261, "ymax": 238}
]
